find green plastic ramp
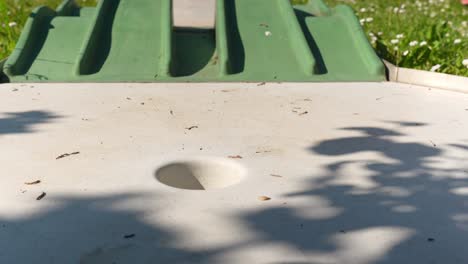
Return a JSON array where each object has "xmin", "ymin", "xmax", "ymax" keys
[{"xmin": 2, "ymin": 0, "xmax": 385, "ymax": 82}]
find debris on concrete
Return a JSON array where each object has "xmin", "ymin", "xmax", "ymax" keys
[
  {"xmin": 270, "ymin": 174, "xmax": 282, "ymax": 178},
  {"xmin": 56, "ymin": 152, "xmax": 80, "ymax": 160},
  {"xmin": 256, "ymin": 149, "xmax": 272, "ymax": 154},
  {"xmin": 24, "ymin": 180, "xmax": 41, "ymax": 185},
  {"xmin": 36, "ymin": 192, "xmax": 46, "ymax": 201},
  {"xmin": 124, "ymin": 234, "xmax": 135, "ymax": 239}
]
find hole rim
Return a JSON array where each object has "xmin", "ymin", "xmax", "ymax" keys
[{"xmin": 154, "ymin": 157, "xmax": 247, "ymax": 191}]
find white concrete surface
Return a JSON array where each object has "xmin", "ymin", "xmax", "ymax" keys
[
  {"xmin": 384, "ymin": 60, "xmax": 468, "ymax": 94},
  {"xmin": 1, "ymin": 82, "xmax": 468, "ymax": 263},
  {"xmin": 173, "ymin": 0, "xmax": 215, "ymax": 28}
]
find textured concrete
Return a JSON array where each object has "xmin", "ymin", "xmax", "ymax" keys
[
  {"xmin": 384, "ymin": 60, "xmax": 468, "ymax": 93},
  {"xmin": 173, "ymin": 0, "xmax": 215, "ymax": 28},
  {"xmin": 0, "ymin": 82, "xmax": 468, "ymax": 263}
]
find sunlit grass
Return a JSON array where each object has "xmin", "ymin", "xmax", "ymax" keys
[
  {"xmin": 324, "ymin": 0, "xmax": 467, "ymax": 76},
  {"xmin": 1, "ymin": 0, "xmax": 467, "ymax": 76}
]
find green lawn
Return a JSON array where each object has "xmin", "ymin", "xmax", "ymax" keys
[
  {"xmin": 0, "ymin": 0, "xmax": 467, "ymax": 76},
  {"xmin": 325, "ymin": 0, "xmax": 467, "ymax": 76}
]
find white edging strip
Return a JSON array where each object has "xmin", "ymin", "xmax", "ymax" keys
[{"xmin": 384, "ymin": 60, "xmax": 468, "ymax": 94}]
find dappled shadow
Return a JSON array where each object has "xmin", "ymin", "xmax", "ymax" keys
[
  {"xmin": 450, "ymin": 143, "xmax": 468, "ymax": 151},
  {"xmin": 239, "ymin": 122, "xmax": 468, "ymax": 263},
  {"xmin": 2, "ymin": 121, "xmax": 468, "ymax": 263},
  {"xmin": 0, "ymin": 111, "xmax": 61, "ymax": 135},
  {"xmin": 0, "ymin": 193, "xmax": 223, "ymax": 263}
]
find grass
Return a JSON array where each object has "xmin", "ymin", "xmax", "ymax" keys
[
  {"xmin": 0, "ymin": 0, "xmax": 467, "ymax": 76},
  {"xmin": 325, "ymin": 0, "xmax": 468, "ymax": 76}
]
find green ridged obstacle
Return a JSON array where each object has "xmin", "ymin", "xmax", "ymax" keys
[{"xmin": 2, "ymin": 0, "xmax": 385, "ymax": 82}]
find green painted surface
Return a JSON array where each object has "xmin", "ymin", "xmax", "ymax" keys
[
  {"xmin": 77, "ymin": 0, "xmax": 170, "ymax": 79},
  {"xmin": 3, "ymin": 0, "xmax": 385, "ymax": 83}
]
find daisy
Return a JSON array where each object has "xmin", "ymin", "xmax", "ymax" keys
[{"xmin": 430, "ymin": 64, "xmax": 441, "ymax": 72}]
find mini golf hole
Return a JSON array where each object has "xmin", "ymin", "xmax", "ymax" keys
[{"xmin": 155, "ymin": 158, "xmax": 246, "ymax": 190}]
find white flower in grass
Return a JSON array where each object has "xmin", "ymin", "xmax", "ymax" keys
[
  {"xmin": 360, "ymin": 8, "xmax": 367, "ymax": 12},
  {"xmin": 454, "ymin": 39, "xmax": 462, "ymax": 44},
  {"xmin": 391, "ymin": 39, "xmax": 399, "ymax": 44},
  {"xmin": 430, "ymin": 64, "xmax": 441, "ymax": 72},
  {"xmin": 462, "ymin": 59, "xmax": 468, "ymax": 67},
  {"xmin": 420, "ymin": 41, "xmax": 427, "ymax": 46},
  {"xmin": 403, "ymin": 50, "xmax": 409, "ymax": 56},
  {"xmin": 365, "ymin": 17, "xmax": 374, "ymax": 22},
  {"xmin": 378, "ymin": 31, "xmax": 383, "ymax": 36},
  {"xmin": 462, "ymin": 21, "xmax": 467, "ymax": 27},
  {"xmin": 396, "ymin": 34, "xmax": 404, "ymax": 39},
  {"xmin": 399, "ymin": 9, "xmax": 406, "ymax": 13},
  {"xmin": 409, "ymin": 40, "xmax": 419, "ymax": 46},
  {"xmin": 360, "ymin": 18, "xmax": 365, "ymax": 25},
  {"xmin": 394, "ymin": 46, "xmax": 399, "ymax": 51},
  {"xmin": 393, "ymin": 7, "xmax": 399, "ymax": 13},
  {"xmin": 8, "ymin": 22, "xmax": 17, "ymax": 27}
]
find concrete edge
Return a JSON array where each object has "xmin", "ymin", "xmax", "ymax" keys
[{"xmin": 383, "ymin": 60, "xmax": 468, "ymax": 94}]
